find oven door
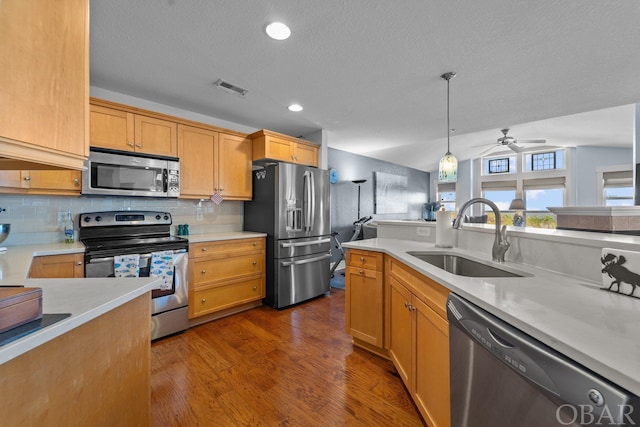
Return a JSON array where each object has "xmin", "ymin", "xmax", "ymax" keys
[{"xmin": 85, "ymin": 249, "xmax": 188, "ymax": 314}]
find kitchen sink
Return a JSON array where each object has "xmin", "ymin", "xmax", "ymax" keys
[{"xmin": 407, "ymin": 251, "xmax": 529, "ymax": 278}]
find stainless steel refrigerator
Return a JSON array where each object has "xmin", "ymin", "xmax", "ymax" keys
[{"xmin": 244, "ymin": 162, "xmax": 331, "ymax": 308}]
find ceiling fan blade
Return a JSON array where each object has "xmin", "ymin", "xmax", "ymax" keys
[
  {"xmin": 508, "ymin": 143, "xmax": 524, "ymax": 153},
  {"xmin": 516, "ymin": 139, "xmax": 546, "ymax": 144}
]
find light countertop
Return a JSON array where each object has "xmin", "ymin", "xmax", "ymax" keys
[
  {"xmin": 184, "ymin": 231, "xmax": 266, "ymax": 243},
  {"xmin": 0, "ymin": 277, "xmax": 159, "ymax": 365},
  {"xmin": 343, "ymin": 238, "xmax": 640, "ymax": 396}
]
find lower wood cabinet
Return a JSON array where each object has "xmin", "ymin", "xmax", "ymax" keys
[
  {"xmin": 345, "ymin": 249, "xmax": 385, "ymax": 356},
  {"xmin": 29, "ymin": 253, "xmax": 84, "ymax": 278},
  {"xmin": 386, "ymin": 256, "xmax": 450, "ymax": 427},
  {"xmin": 188, "ymin": 237, "xmax": 265, "ymax": 321}
]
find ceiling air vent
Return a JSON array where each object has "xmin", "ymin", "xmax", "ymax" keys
[{"xmin": 213, "ymin": 79, "xmax": 248, "ymax": 96}]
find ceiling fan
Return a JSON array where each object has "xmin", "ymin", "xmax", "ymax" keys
[{"xmin": 477, "ymin": 128, "xmax": 547, "ymax": 156}]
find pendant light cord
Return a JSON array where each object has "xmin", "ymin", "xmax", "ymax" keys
[{"xmin": 441, "ymin": 72, "xmax": 456, "ymax": 155}]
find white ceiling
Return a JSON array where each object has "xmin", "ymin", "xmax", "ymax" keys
[{"xmin": 90, "ymin": 0, "xmax": 640, "ymax": 172}]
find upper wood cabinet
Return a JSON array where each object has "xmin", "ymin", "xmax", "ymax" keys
[
  {"xmin": 178, "ymin": 125, "xmax": 252, "ymax": 200},
  {"xmin": 250, "ymin": 130, "xmax": 319, "ymax": 167},
  {"xmin": 0, "ymin": 170, "xmax": 81, "ymax": 195},
  {"xmin": 90, "ymin": 104, "xmax": 178, "ymax": 157},
  {"xmin": 0, "ymin": 0, "xmax": 89, "ymax": 170}
]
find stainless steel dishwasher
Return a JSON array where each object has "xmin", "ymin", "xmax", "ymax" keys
[{"xmin": 447, "ymin": 293, "xmax": 639, "ymax": 427}]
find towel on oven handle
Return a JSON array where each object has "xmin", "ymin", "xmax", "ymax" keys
[
  {"xmin": 114, "ymin": 254, "xmax": 141, "ymax": 278},
  {"xmin": 150, "ymin": 251, "xmax": 174, "ymax": 290}
]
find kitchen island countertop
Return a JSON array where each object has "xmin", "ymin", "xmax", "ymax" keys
[{"xmin": 343, "ymin": 238, "xmax": 640, "ymax": 396}]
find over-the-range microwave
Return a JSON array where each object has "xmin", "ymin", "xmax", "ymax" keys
[{"xmin": 82, "ymin": 148, "xmax": 180, "ymax": 198}]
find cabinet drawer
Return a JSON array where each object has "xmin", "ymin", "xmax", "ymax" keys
[
  {"xmin": 189, "ymin": 238, "xmax": 264, "ymax": 259},
  {"xmin": 192, "ymin": 253, "xmax": 264, "ymax": 287},
  {"xmin": 191, "ymin": 277, "xmax": 265, "ymax": 317},
  {"xmin": 387, "ymin": 257, "xmax": 449, "ymax": 319},
  {"xmin": 347, "ymin": 249, "xmax": 383, "ymax": 272}
]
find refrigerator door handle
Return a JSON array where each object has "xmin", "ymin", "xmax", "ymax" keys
[
  {"xmin": 280, "ymin": 238, "xmax": 331, "ymax": 248},
  {"xmin": 303, "ymin": 170, "xmax": 316, "ymax": 231},
  {"xmin": 281, "ymin": 253, "xmax": 331, "ymax": 267}
]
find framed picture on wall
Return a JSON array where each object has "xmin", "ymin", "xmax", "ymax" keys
[{"xmin": 374, "ymin": 171, "xmax": 408, "ymax": 214}]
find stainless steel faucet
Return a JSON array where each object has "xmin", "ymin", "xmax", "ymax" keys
[{"xmin": 452, "ymin": 198, "xmax": 510, "ymax": 262}]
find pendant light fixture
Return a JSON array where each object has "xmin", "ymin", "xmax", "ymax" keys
[{"xmin": 438, "ymin": 72, "xmax": 458, "ymax": 182}]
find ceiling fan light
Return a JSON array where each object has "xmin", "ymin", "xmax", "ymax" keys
[{"xmin": 439, "ymin": 152, "xmax": 458, "ymax": 182}]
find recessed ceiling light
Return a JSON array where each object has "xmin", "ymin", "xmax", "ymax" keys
[
  {"xmin": 288, "ymin": 104, "xmax": 303, "ymax": 112},
  {"xmin": 265, "ymin": 22, "xmax": 291, "ymax": 40}
]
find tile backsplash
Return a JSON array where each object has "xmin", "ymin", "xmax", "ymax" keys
[{"xmin": 0, "ymin": 195, "xmax": 243, "ymax": 246}]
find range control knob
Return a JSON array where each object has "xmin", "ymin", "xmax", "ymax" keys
[
  {"xmin": 95, "ymin": 216, "xmax": 102, "ymax": 222},
  {"xmin": 163, "ymin": 215, "xmax": 169, "ymax": 221},
  {"xmin": 83, "ymin": 216, "xmax": 91, "ymax": 223},
  {"xmin": 156, "ymin": 215, "xmax": 161, "ymax": 220}
]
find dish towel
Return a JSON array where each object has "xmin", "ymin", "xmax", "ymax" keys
[
  {"xmin": 114, "ymin": 254, "xmax": 141, "ymax": 278},
  {"xmin": 150, "ymin": 251, "xmax": 174, "ymax": 290}
]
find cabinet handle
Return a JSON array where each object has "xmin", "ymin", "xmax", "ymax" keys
[
  {"xmin": 252, "ymin": 261, "xmax": 257, "ymax": 266},
  {"xmin": 201, "ymin": 298, "xmax": 206, "ymax": 303},
  {"xmin": 201, "ymin": 269, "xmax": 207, "ymax": 274},
  {"xmin": 252, "ymin": 286, "xmax": 257, "ymax": 291},
  {"xmin": 127, "ymin": 142, "xmax": 134, "ymax": 147},
  {"xmin": 23, "ymin": 176, "xmax": 30, "ymax": 181},
  {"xmin": 201, "ymin": 247, "xmax": 207, "ymax": 252},
  {"xmin": 252, "ymin": 242, "xmax": 257, "ymax": 246},
  {"xmin": 359, "ymin": 256, "xmax": 365, "ymax": 262},
  {"xmin": 219, "ymin": 188, "xmax": 224, "ymax": 192},
  {"xmin": 136, "ymin": 143, "xmax": 142, "ymax": 148},
  {"xmin": 73, "ymin": 178, "xmax": 79, "ymax": 186},
  {"xmin": 76, "ymin": 262, "xmax": 82, "ymax": 266},
  {"xmin": 359, "ymin": 269, "xmax": 364, "ymax": 275}
]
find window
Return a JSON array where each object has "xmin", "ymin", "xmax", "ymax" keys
[
  {"xmin": 524, "ymin": 150, "xmax": 564, "ymax": 172},
  {"xmin": 488, "ymin": 158, "xmax": 510, "ymax": 174},
  {"xmin": 523, "ymin": 177, "xmax": 565, "ymax": 228},
  {"xmin": 483, "ymin": 155, "xmax": 516, "ymax": 175},
  {"xmin": 602, "ymin": 170, "xmax": 633, "ymax": 206},
  {"xmin": 437, "ymin": 182, "xmax": 456, "ymax": 212}
]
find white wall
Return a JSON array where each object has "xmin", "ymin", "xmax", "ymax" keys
[{"xmin": 575, "ymin": 146, "xmax": 631, "ymax": 206}]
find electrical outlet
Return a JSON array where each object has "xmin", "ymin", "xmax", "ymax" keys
[{"xmin": 416, "ymin": 227, "xmax": 430, "ymax": 237}]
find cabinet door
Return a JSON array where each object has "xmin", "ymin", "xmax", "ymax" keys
[
  {"xmin": 294, "ymin": 142, "xmax": 319, "ymax": 167},
  {"xmin": 217, "ymin": 133, "xmax": 252, "ymax": 200},
  {"xmin": 134, "ymin": 115, "xmax": 177, "ymax": 157},
  {"xmin": 90, "ymin": 105, "xmax": 135, "ymax": 152},
  {"xmin": 178, "ymin": 125, "xmax": 216, "ymax": 197},
  {"xmin": 263, "ymin": 135, "xmax": 295, "ymax": 162},
  {"xmin": 388, "ymin": 277, "xmax": 413, "ymax": 388},
  {"xmin": 30, "ymin": 253, "xmax": 84, "ymax": 278},
  {"xmin": 413, "ymin": 297, "xmax": 450, "ymax": 427},
  {"xmin": 0, "ymin": 0, "xmax": 88, "ymax": 162},
  {"xmin": 345, "ymin": 266, "xmax": 383, "ymax": 346},
  {"xmin": 27, "ymin": 170, "xmax": 81, "ymax": 192},
  {"xmin": 0, "ymin": 171, "xmax": 25, "ymax": 189}
]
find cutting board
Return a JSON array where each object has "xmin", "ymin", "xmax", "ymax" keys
[{"xmin": 0, "ymin": 287, "xmax": 43, "ymax": 333}]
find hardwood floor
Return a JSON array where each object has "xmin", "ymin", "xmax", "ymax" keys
[{"xmin": 151, "ymin": 288, "xmax": 425, "ymax": 426}]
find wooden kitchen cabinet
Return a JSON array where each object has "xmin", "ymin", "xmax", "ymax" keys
[
  {"xmin": 90, "ymin": 104, "xmax": 178, "ymax": 157},
  {"xmin": 188, "ymin": 237, "xmax": 265, "ymax": 322},
  {"xmin": 0, "ymin": 170, "xmax": 81, "ymax": 195},
  {"xmin": 250, "ymin": 129, "xmax": 319, "ymax": 167},
  {"xmin": 29, "ymin": 253, "xmax": 84, "ymax": 278},
  {"xmin": 345, "ymin": 249, "xmax": 386, "ymax": 356},
  {"xmin": 386, "ymin": 256, "xmax": 450, "ymax": 427},
  {"xmin": 178, "ymin": 125, "xmax": 252, "ymax": 200},
  {"xmin": 0, "ymin": 0, "xmax": 89, "ymax": 170}
]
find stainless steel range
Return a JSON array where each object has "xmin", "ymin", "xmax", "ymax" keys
[{"xmin": 79, "ymin": 211, "xmax": 189, "ymax": 340}]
